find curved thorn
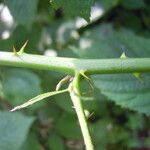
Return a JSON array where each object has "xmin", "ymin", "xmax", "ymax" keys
[{"xmin": 80, "ymin": 70, "xmax": 94, "ymax": 90}]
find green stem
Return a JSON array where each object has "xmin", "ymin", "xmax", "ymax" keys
[
  {"xmin": 69, "ymin": 72, "xmax": 94, "ymax": 150},
  {"xmin": 0, "ymin": 52, "xmax": 150, "ymax": 75}
]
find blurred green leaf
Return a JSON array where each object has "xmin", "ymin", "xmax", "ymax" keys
[
  {"xmin": 48, "ymin": 132, "xmax": 65, "ymax": 150},
  {"xmin": 56, "ymin": 113, "xmax": 82, "ymax": 139},
  {"xmin": 117, "ymin": 11, "xmax": 142, "ymax": 31},
  {"xmin": 55, "ymin": 93, "xmax": 74, "ymax": 113},
  {"xmin": 11, "ymin": 24, "xmax": 42, "ymax": 52},
  {"xmin": 5, "ymin": 0, "xmax": 38, "ymax": 25},
  {"xmin": 100, "ymin": 0, "xmax": 120, "ymax": 11},
  {"xmin": 126, "ymin": 113, "xmax": 144, "ymax": 130},
  {"xmin": 92, "ymin": 118, "xmax": 129, "ymax": 147},
  {"xmin": 121, "ymin": 0, "xmax": 145, "ymax": 10},
  {"xmin": 144, "ymin": 137, "xmax": 150, "ymax": 148},
  {"xmin": 50, "ymin": 0, "xmax": 95, "ymax": 21},
  {"xmin": 72, "ymin": 24, "xmax": 150, "ymax": 58},
  {"xmin": 125, "ymin": 137, "xmax": 141, "ymax": 148},
  {"xmin": 72, "ymin": 24, "xmax": 150, "ymax": 115},
  {"xmin": 0, "ymin": 111, "xmax": 34, "ymax": 150},
  {"xmin": 0, "ymin": 79, "xmax": 4, "ymax": 98},
  {"xmin": 56, "ymin": 21, "xmax": 78, "ymax": 48},
  {"xmin": 2, "ymin": 69, "xmax": 42, "ymax": 109},
  {"xmin": 0, "ymin": 38, "xmax": 14, "ymax": 52},
  {"xmin": 21, "ymin": 133, "xmax": 42, "ymax": 150},
  {"xmin": 38, "ymin": 102, "xmax": 61, "ymax": 122}
]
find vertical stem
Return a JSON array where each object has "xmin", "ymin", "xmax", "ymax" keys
[{"xmin": 69, "ymin": 71, "xmax": 94, "ymax": 150}]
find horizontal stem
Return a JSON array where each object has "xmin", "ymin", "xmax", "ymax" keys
[
  {"xmin": 0, "ymin": 52, "xmax": 74, "ymax": 74},
  {"xmin": 0, "ymin": 51, "xmax": 150, "ymax": 74}
]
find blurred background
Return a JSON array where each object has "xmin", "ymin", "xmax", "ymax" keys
[{"xmin": 0, "ymin": 0, "xmax": 150, "ymax": 150}]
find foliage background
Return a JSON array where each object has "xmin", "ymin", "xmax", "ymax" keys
[{"xmin": 0, "ymin": 0, "xmax": 150, "ymax": 150}]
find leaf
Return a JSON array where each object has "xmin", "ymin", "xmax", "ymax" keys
[
  {"xmin": 144, "ymin": 137, "xmax": 150, "ymax": 148},
  {"xmin": 0, "ymin": 38, "xmax": 14, "ymax": 52},
  {"xmin": 0, "ymin": 111, "xmax": 34, "ymax": 150},
  {"xmin": 0, "ymin": 80, "xmax": 4, "ymax": 98},
  {"xmin": 50, "ymin": 0, "xmax": 95, "ymax": 22},
  {"xmin": 100, "ymin": 0, "xmax": 120, "ymax": 11},
  {"xmin": 121, "ymin": 0, "xmax": 145, "ymax": 10},
  {"xmin": 12, "ymin": 24, "xmax": 42, "ymax": 52},
  {"xmin": 5, "ymin": 0, "xmax": 38, "ymax": 25},
  {"xmin": 93, "ymin": 74, "xmax": 150, "ymax": 114},
  {"xmin": 47, "ymin": 133, "xmax": 65, "ymax": 150},
  {"xmin": 11, "ymin": 89, "xmax": 68, "ymax": 111},
  {"xmin": 72, "ymin": 24, "xmax": 150, "ymax": 115},
  {"xmin": 126, "ymin": 114, "xmax": 144, "ymax": 130},
  {"xmin": 92, "ymin": 118, "xmax": 129, "ymax": 147},
  {"xmin": 55, "ymin": 92, "xmax": 74, "ymax": 113},
  {"xmin": 56, "ymin": 21, "xmax": 78, "ymax": 48},
  {"xmin": 21, "ymin": 133, "xmax": 42, "ymax": 150},
  {"xmin": 125, "ymin": 138, "xmax": 141, "ymax": 148},
  {"xmin": 2, "ymin": 69, "xmax": 42, "ymax": 110},
  {"xmin": 56, "ymin": 113, "xmax": 82, "ymax": 139}
]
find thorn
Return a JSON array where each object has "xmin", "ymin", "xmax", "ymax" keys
[
  {"xmin": 13, "ymin": 46, "xmax": 18, "ymax": 56},
  {"xmin": 80, "ymin": 70, "xmax": 94, "ymax": 90},
  {"xmin": 80, "ymin": 70, "xmax": 90, "ymax": 80},
  {"xmin": 120, "ymin": 52, "xmax": 143, "ymax": 83},
  {"xmin": 120, "ymin": 52, "xmax": 127, "ymax": 58},
  {"xmin": 12, "ymin": 40, "xmax": 28, "ymax": 56},
  {"xmin": 87, "ymin": 112, "xmax": 94, "ymax": 120},
  {"xmin": 133, "ymin": 72, "xmax": 144, "ymax": 83},
  {"xmin": 18, "ymin": 40, "xmax": 28, "ymax": 54}
]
